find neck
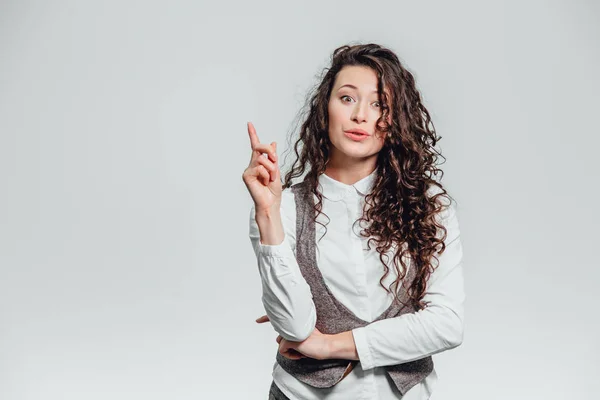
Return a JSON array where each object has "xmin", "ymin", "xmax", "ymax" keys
[{"xmin": 324, "ymin": 156, "xmax": 378, "ymax": 185}]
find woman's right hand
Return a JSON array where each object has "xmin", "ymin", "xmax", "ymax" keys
[{"xmin": 242, "ymin": 122, "xmax": 282, "ymax": 213}]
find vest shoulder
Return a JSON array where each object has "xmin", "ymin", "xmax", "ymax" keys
[
  {"xmin": 286, "ymin": 180, "xmax": 311, "ymax": 198},
  {"xmin": 280, "ymin": 187, "xmax": 297, "ymax": 214},
  {"xmin": 290, "ymin": 180, "xmax": 309, "ymax": 189}
]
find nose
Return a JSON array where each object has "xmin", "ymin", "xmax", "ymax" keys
[{"xmin": 351, "ymin": 101, "xmax": 368, "ymax": 123}]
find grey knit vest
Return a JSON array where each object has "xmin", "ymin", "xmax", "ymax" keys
[{"xmin": 275, "ymin": 180, "xmax": 433, "ymax": 396}]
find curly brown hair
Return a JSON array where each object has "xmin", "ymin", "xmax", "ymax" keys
[{"xmin": 280, "ymin": 43, "xmax": 455, "ymax": 311}]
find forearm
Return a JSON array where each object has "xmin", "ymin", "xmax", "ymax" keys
[
  {"xmin": 326, "ymin": 303, "xmax": 463, "ymax": 366},
  {"xmin": 327, "ymin": 307, "xmax": 463, "ymax": 362},
  {"xmin": 350, "ymin": 304, "xmax": 464, "ymax": 369}
]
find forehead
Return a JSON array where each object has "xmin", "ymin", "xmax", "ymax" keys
[
  {"xmin": 333, "ymin": 65, "xmax": 388, "ymax": 95},
  {"xmin": 333, "ymin": 65, "xmax": 378, "ymax": 90}
]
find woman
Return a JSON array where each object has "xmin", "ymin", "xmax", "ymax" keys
[{"xmin": 242, "ymin": 43, "xmax": 465, "ymax": 400}]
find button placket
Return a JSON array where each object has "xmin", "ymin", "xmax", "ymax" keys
[{"xmin": 345, "ymin": 191, "xmax": 370, "ymax": 321}]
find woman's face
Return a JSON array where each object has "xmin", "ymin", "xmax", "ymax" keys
[{"xmin": 327, "ymin": 65, "xmax": 388, "ymax": 165}]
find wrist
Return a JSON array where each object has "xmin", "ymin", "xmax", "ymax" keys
[
  {"xmin": 254, "ymin": 203, "xmax": 281, "ymax": 219},
  {"xmin": 327, "ymin": 331, "xmax": 359, "ymax": 361},
  {"xmin": 255, "ymin": 206, "xmax": 284, "ymax": 246}
]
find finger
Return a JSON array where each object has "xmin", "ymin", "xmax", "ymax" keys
[
  {"xmin": 247, "ymin": 123, "xmax": 276, "ymax": 164},
  {"xmin": 255, "ymin": 315, "xmax": 269, "ymax": 323},
  {"xmin": 270, "ymin": 142, "xmax": 278, "ymax": 164},
  {"xmin": 256, "ymin": 154, "xmax": 277, "ymax": 173},
  {"xmin": 292, "ymin": 350, "xmax": 306, "ymax": 359},
  {"xmin": 249, "ymin": 165, "xmax": 270, "ymax": 187},
  {"xmin": 279, "ymin": 341, "xmax": 300, "ymax": 360},
  {"xmin": 280, "ymin": 348, "xmax": 305, "ymax": 360},
  {"xmin": 256, "ymin": 155, "xmax": 277, "ymax": 182},
  {"xmin": 273, "ymin": 145, "xmax": 280, "ymax": 182},
  {"xmin": 279, "ymin": 339, "xmax": 306, "ymax": 359},
  {"xmin": 257, "ymin": 165, "xmax": 270, "ymax": 187},
  {"xmin": 247, "ymin": 122, "xmax": 260, "ymax": 150},
  {"xmin": 287, "ymin": 350, "xmax": 304, "ymax": 360},
  {"xmin": 252, "ymin": 142, "xmax": 277, "ymax": 164}
]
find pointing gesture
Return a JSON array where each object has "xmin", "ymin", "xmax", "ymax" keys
[{"xmin": 242, "ymin": 122, "xmax": 282, "ymax": 213}]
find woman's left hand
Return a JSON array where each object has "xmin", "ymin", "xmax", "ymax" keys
[{"xmin": 256, "ymin": 315, "xmax": 331, "ymax": 360}]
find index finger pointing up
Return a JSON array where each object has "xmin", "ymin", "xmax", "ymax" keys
[{"xmin": 247, "ymin": 121, "xmax": 260, "ymax": 149}]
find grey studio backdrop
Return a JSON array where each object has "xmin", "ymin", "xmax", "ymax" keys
[{"xmin": 0, "ymin": 1, "xmax": 598, "ymax": 399}]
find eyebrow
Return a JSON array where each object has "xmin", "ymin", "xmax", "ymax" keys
[{"xmin": 337, "ymin": 84, "xmax": 378, "ymax": 93}]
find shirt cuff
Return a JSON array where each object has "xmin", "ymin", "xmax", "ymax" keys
[
  {"xmin": 351, "ymin": 326, "xmax": 375, "ymax": 370},
  {"xmin": 258, "ymin": 233, "xmax": 296, "ymax": 258}
]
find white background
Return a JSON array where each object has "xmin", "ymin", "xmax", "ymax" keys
[{"xmin": 1, "ymin": 1, "xmax": 598, "ymax": 399}]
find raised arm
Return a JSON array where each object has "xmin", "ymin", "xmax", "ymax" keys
[{"xmin": 242, "ymin": 122, "xmax": 317, "ymax": 342}]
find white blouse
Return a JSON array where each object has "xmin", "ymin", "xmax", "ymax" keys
[{"xmin": 249, "ymin": 169, "xmax": 465, "ymax": 400}]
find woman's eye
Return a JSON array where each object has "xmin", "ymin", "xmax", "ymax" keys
[{"xmin": 340, "ymin": 96, "xmax": 380, "ymax": 108}]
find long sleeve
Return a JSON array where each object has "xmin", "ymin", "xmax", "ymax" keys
[
  {"xmin": 249, "ymin": 190, "xmax": 317, "ymax": 342},
  {"xmin": 351, "ymin": 200, "xmax": 465, "ymax": 370}
]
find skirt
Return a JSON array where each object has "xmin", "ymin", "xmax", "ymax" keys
[{"xmin": 268, "ymin": 380, "xmax": 291, "ymax": 400}]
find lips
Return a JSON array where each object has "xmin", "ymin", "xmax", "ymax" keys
[
  {"xmin": 343, "ymin": 130, "xmax": 370, "ymax": 141},
  {"xmin": 344, "ymin": 129, "xmax": 370, "ymax": 136}
]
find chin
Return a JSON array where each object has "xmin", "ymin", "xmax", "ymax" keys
[{"xmin": 333, "ymin": 143, "xmax": 377, "ymax": 160}]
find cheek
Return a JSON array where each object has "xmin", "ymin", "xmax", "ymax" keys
[
  {"xmin": 373, "ymin": 131, "xmax": 387, "ymax": 146},
  {"xmin": 330, "ymin": 100, "xmax": 354, "ymax": 120},
  {"xmin": 328, "ymin": 104, "xmax": 343, "ymax": 125}
]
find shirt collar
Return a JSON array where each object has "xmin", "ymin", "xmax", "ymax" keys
[{"xmin": 317, "ymin": 168, "xmax": 378, "ymax": 201}]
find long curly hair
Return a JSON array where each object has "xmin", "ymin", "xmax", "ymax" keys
[{"xmin": 281, "ymin": 43, "xmax": 454, "ymax": 311}]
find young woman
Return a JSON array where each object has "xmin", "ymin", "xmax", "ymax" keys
[{"xmin": 242, "ymin": 43, "xmax": 465, "ymax": 400}]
